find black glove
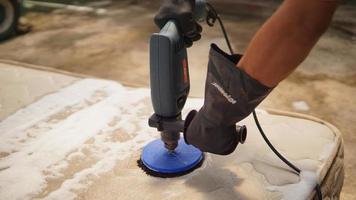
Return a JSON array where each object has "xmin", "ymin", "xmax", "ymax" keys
[
  {"xmin": 184, "ymin": 44, "xmax": 273, "ymax": 155},
  {"xmin": 154, "ymin": 0, "xmax": 202, "ymax": 47}
]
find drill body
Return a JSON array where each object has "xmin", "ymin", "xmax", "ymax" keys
[
  {"xmin": 149, "ymin": 0, "xmax": 207, "ymax": 151},
  {"xmin": 150, "ymin": 21, "xmax": 190, "ymax": 118}
]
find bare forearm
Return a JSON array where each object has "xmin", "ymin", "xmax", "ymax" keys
[{"xmin": 237, "ymin": 0, "xmax": 339, "ymax": 87}]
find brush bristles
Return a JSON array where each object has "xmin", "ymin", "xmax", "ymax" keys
[{"xmin": 137, "ymin": 154, "xmax": 205, "ymax": 178}]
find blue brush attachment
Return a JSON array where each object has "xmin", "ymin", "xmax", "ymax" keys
[{"xmin": 141, "ymin": 138, "xmax": 203, "ymax": 174}]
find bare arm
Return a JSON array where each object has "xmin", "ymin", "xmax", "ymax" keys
[{"xmin": 237, "ymin": 0, "xmax": 339, "ymax": 87}]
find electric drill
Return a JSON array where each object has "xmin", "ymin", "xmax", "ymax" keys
[{"xmin": 148, "ymin": 0, "xmax": 207, "ymax": 151}]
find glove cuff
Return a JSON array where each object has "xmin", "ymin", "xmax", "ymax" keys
[
  {"xmin": 209, "ymin": 43, "xmax": 273, "ymax": 93},
  {"xmin": 202, "ymin": 44, "xmax": 273, "ymax": 125}
]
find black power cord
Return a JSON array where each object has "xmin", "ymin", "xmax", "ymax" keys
[{"xmin": 206, "ymin": 3, "xmax": 323, "ymax": 200}]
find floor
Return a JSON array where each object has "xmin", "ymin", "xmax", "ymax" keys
[{"xmin": 0, "ymin": 0, "xmax": 355, "ymax": 199}]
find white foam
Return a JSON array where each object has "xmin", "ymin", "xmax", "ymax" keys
[
  {"xmin": 0, "ymin": 79, "xmax": 124, "ymax": 153},
  {"xmin": 0, "ymin": 79, "xmax": 154, "ymax": 200},
  {"xmin": 292, "ymin": 101, "xmax": 310, "ymax": 111},
  {"xmin": 267, "ymin": 171, "xmax": 318, "ymax": 200},
  {"xmin": 319, "ymin": 142, "xmax": 337, "ymax": 161}
]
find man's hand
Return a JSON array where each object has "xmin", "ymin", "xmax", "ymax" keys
[
  {"xmin": 184, "ymin": 44, "xmax": 272, "ymax": 155},
  {"xmin": 154, "ymin": 0, "xmax": 202, "ymax": 47}
]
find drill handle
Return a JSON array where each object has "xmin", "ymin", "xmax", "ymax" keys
[
  {"xmin": 149, "ymin": 0, "xmax": 208, "ymax": 118},
  {"xmin": 150, "ymin": 21, "xmax": 189, "ymax": 118}
]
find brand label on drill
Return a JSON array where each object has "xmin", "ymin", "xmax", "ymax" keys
[
  {"xmin": 211, "ymin": 82, "xmax": 237, "ymax": 104},
  {"xmin": 182, "ymin": 59, "xmax": 188, "ymax": 84}
]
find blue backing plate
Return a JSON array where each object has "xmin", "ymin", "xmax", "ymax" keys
[{"xmin": 141, "ymin": 138, "xmax": 203, "ymax": 174}]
